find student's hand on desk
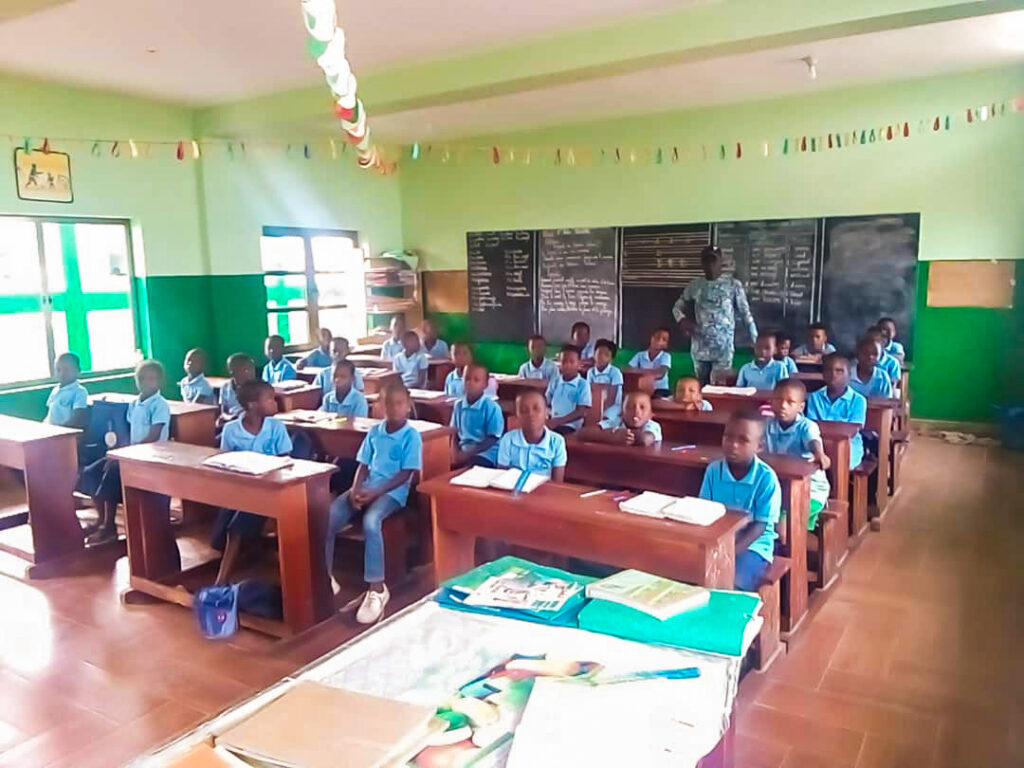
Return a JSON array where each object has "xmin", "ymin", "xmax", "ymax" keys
[{"xmin": 622, "ymin": 428, "xmax": 637, "ymax": 446}]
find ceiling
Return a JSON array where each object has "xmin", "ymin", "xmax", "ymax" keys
[{"xmin": 0, "ymin": 0, "xmax": 699, "ymax": 105}]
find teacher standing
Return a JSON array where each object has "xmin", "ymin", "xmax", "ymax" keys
[{"xmin": 672, "ymin": 245, "xmax": 758, "ymax": 386}]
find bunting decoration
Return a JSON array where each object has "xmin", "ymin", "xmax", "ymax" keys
[{"xmin": 300, "ymin": 0, "xmax": 391, "ymax": 173}]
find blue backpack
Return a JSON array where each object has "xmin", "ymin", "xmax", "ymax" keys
[{"xmin": 194, "ymin": 584, "xmax": 239, "ymax": 639}]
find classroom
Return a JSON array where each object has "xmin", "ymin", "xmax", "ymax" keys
[{"xmin": 0, "ymin": 1, "xmax": 1021, "ymax": 766}]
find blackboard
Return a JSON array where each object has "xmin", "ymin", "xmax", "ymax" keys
[
  {"xmin": 466, "ymin": 230, "xmax": 537, "ymax": 342},
  {"xmin": 821, "ymin": 213, "xmax": 919, "ymax": 356},
  {"xmin": 538, "ymin": 228, "xmax": 619, "ymax": 346},
  {"xmin": 715, "ymin": 218, "xmax": 820, "ymax": 346},
  {"xmin": 620, "ymin": 223, "xmax": 712, "ymax": 349}
]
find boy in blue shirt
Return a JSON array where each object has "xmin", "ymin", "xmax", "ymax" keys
[
  {"xmin": 179, "ymin": 348, "xmax": 215, "ymax": 404},
  {"xmin": 582, "ymin": 391, "xmax": 662, "ymax": 446},
  {"xmin": 806, "ymin": 353, "xmax": 867, "ymax": 469},
  {"xmin": 327, "ymin": 384, "xmax": 423, "ymax": 624},
  {"xmin": 451, "ymin": 363, "xmax": 504, "ymax": 468},
  {"xmin": 320, "ymin": 360, "xmax": 369, "ymax": 418},
  {"xmin": 296, "ymin": 327, "xmax": 333, "ymax": 369},
  {"xmin": 765, "ymin": 379, "xmax": 831, "ymax": 530},
  {"xmin": 314, "ymin": 337, "xmax": 364, "ymax": 394},
  {"xmin": 211, "ymin": 379, "xmax": 293, "ymax": 584},
  {"xmin": 218, "ymin": 353, "xmax": 255, "ymax": 429},
  {"xmin": 850, "ymin": 337, "xmax": 894, "ymax": 399},
  {"xmin": 586, "ymin": 338, "xmax": 623, "ymax": 422},
  {"xmin": 392, "ymin": 330, "xmax": 429, "ymax": 388},
  {"xmin": 773, "ymin": 331, "xmax": 799, "ymax": 376},
  {"xmin": 878, "ymin": 317, "xmax": 905, "ymax": 362},
  {"xmin": 445, "ymin": 343, "xmax": 498, "ymax": 399},
  {"xmin": 793, "ymin": 323, "xmax": 836, "ymax": 360},
  {"xmin": 380, "ymin": 315, "xmax": 406, "ymax": 360},
  {"xmin": 866, "ymin": 327, "xmax": 901, "ymax": 385},
  {"xmin": 628, "ymin": 327, "xmax": 672, "ymax": 398},
  {"xmin": 518, "ymin": 334, "xmax": 558, "ymax": 382},
  {"xmin": 262, "ymin": 335, "xmax": 297, "ymax": 383},
  {"xmin": 736, "ymin": 333, "xmax": 790, "ymax": 390},
  {"xmin": 571, "ymin": 321, "xmax": 595, "ymax": 361},
  {"xmin": 44, "ymin": 352, "xmax": 89, "ymax": 428},
  {"xmin": 497, "ymin": 389, "xmax": 567, "ymax": 481},
  {"xmin": 673, "ymin": 376, "xmax": 712, "ymax": 411},
  {"xmin": 420, "ymin": 318, "xmax": 450, "ymax": 360},
  {"xmin": 699, "ymin": 410, "xmax": 782, "ymax": 592},
  {"xmin": 546, "ymin": 345, "xmax": 592, "ymax": 434}
]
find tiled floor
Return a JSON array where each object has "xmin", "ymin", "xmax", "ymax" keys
[{"xmin": 0, "ymin": 437, "xmax": 1020, "ymax": 767}]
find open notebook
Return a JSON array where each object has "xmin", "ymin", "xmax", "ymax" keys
[
  {"xmin": 701, "ymin": 385, "xmax": 758, "ymax": 396},
  {"xmin": 201, "ymin": 451, "xmax": 294, "ymax": 476},
  {"xmin": 619, "ymin": 492, "xmax": 726, "ymax": 526},
  {"xmin": 450, "ymin": 466, "xmax": 549, "ymax": 494}
]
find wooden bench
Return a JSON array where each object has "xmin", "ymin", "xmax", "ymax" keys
[
  {"xmin": 333, "ymin": 509, "xmax": 410, "ymax": 586},
  {"xmin": 890, "ymin": 425, "xmax": 910, "ymax": 496},
  {"xmin": 850, "ymin": 457, "xmax": 877, "ymax": 539},
  {"xmin": 755, "ymin": 555, "xmax": 789, "ymax": 672},
  {"xmin": 808, "ymin": 499, "xmax": 849, "ymax": 591}
]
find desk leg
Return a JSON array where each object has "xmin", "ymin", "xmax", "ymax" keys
[
  {"xmin": 23, "ymin": 438, "xmax": 83, "ymax": 566},
  {"xmin": 431, "ymin": 497, "xmax": 477, "ymax": 586},
  {"xmin": 873, "ymin": 413, "xmax": 893, "ymax": 525},
  {"xmin": 123, "ymin": 487, "xmax": 180, "ymax": 581},
  {"xmin": 276, "ymin": 479, "xmax": 333, "ymax": 633},
  {"xmin": 780, "ymin": 478, "xmax": 808, "ymax": 636}
]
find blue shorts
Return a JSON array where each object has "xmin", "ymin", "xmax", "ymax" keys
[{"xmin": 735, "ymin": 549, "xmax": 771, "ymax": 592}]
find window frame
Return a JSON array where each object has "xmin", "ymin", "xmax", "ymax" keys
[{"xmin": 0, "ymin": 213, "xmax": 143, "ymax": 392}]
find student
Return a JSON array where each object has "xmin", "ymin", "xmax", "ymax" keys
[
  {"xmin": 546, "ymin": 345, "xmax": 592, "ymax": 434},
  {"xmin": 179, "ymin": 348, "xmax": 215, "ymax": 404},
  {"xmin": 674, "ymin": 376, "xmax": 712, "ymax": 411},
  {"xmin": 211, "ymin": 380, "xmax": 293, "ymax": 585},
  {"xmin": 320, "ymin": 361, "xmax": 369, "ymax": 418},
  {"xmin": 44, "ymin": 352, "xmax": 89, "ymax": 428},
  {"xmin": 850, "ymin": 337, "xmax": 895, "ymax": 400},
  {"xmin": 84, "ymin": 360, "xmax": 171, "ymax": 545},
  {"xmin": 496, "ymin": 389, "xmax": 567, "ymax": 481},
  {"xmin": 297, "ymin": 327, "xmax": 333, "ymax": 369},
  {"xmin": 518, "ymin": 334, "xmax": 558, "ymax": 382},
  {"xmin": 736, "ymin": 334, "xmax": 790, "ymax": 390},
  {"xmin": 699, "ymin": 410, "xmax": 781, "ymax": 591},
  {"xmin": 314, "ymin": 337, "xmax": 364, "ymax": 394},
  {"xmin": 765, "ymin": 379, "xmax": 831, "ymax": 530},
  {"xmin": 806, "ymin": 353, "xmax": 867, "ymax": 469},
  {"xmin": 326, "ymin": 384, "xmax": 423, "ymax": 623},
  {"xmin": 866, "ymin": 327, "xmax": 901, "ymax": 385},
  {"xmin": 581, "ymin": 391, "xmax": 662, "ymax": 446},
  {"xmin": 262, "ymin": 335, "xmax": 297, "ymax": 383},
  {"xmin": 628, "ymin": 327, "xmax": 672, "ymax": 398},
  {"xmin": 877, "ymin": 317, "xmax": 905, "ymax": 361},
  {"xmin": 444, "ymin": 342, "xmax": 497, "ymax": 398},
  {"xmin": 586, "ymin": 338, "xmax": 623, "ymax": 422},
  {"xmin": 218, "ymin": 353, "xmax": 256, "ymax": 428},
  {"xmin": 571, "ymin": 321, "xmax": 595, "ymax": 361},
  {"xmin": 420, "ymin": 318, "xmax": 449, "ymax": 360},
  {"xmin": 380, "ymin": 316, "xmax": 406, "ymax": 360},
  {"xmin": 793, "ymin": 323, "xmax": 836, "ymax": 359},
  {"xmin": 392, "ymin": 330, "xmax": 429, "ymax": 389},
  {"xmin": 773, "ymin": 331, "xmax": 800, "ymax": 376},
  {"xmin": 450, "ymin": 363, "xmax": 504, "ymax": 468}
]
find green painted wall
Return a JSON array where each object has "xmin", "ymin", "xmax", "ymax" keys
[{"xmin": 402, "ymin": 66, "xmax": 1024, "ymax": 422}]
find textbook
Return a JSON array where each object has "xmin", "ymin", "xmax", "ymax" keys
[
  {"xmin": 619, "ymin": 492, "xmax": 726, "ymax": 526},
  {"xmin": 460, "ymin": 565, "xmax": 582, "ymax": 613},
  {"xmin": 701, "ymin": 385, "xmax": 758, "ymax": 396},
  {"xmin": 406, "ymin": 388, "xmax": 451, "ymax": 400},
  {"xmin": 585, "ymin": 570, "xmax": 710, "ymax": 621},
  {"xmin": 449, "ymin": 466, "xmax": 549, "ymax": 493},
  {"xmin": 201, "ymin": 451, "xmax": 294, "ymax": 476},
  {"xmin": 270, "ymin": 380, "xmax": 308, "ymax": 391}
]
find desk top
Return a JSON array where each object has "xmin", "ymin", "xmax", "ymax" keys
[
  {"xmin": 276, "ymin": 412, "xmax": 452, "ymax": 441},
  {"xmin": 493, "ymin": 375, "xmax": 547, "ymax": 387},
  {"xmin": 347, "ymin": 354, "xmax": 390, "ymax": 367},
  {"xmin": 700, "ymin": 388, "xmax": 899, "ymax": 411},
  {"xmin": 89, "ymin": 392, "xmax": 218, "ymax": 416},
  {"xmin": 650, "ymin": 401, "xmax": 859, "ymax": 440},
  {"xmin": 109, "ymin": 441, "xmax": 336, "ymax": 486},
  {"xmin": 0, "ymin": 414, "xmax": 80, "ymax": 444}
]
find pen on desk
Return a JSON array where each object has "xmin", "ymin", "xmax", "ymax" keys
[
  {"xmin": 579, "ymin": 489, "xmax": 605, "ymax": 498},
  {"xmin": 570, "ymin": 667, "xmax": 702, "ymax": 686},
  {"xmin": 671, "ymin": 444, "xmax": 697, "ymax": 451},
  {"xmin": 513, "ymin": 468, "xmax": 531, "ymax": 495}
]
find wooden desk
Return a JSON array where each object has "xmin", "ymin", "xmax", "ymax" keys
[
  {"xmin": 360, "ymin": 368, "xmax": 402, "ymax": 395},
  {"xmin": 427, "ymin": 360, "xmax": 455, "ymax": 391},
  {"xmin": 295, "ymin": 366, "xmax": 326, "ymax": 385},
  {"xmin": 347, "ymin": 354, "xmax": 389, "ymax": 368},
  {"xmin": 563, "ymin": 438, "xmax": 813, "ymax": 634},
  {"xmin": 622, "ymin": 367, "xmax": 659, "ymax": 394},
  {"xmin": 795, "ymin": 372, "xmax": 825, "ymax": 391},
  {"xmin": 0, "ymin": 416, "xmax": 82, "ymax": 576},
  {"xmin": 420, "ymin": 470, "xmax": 749, "ymax": 590},
  {"xmin": 271, "ymin": 383, "xmax": 323, "ymax": 413},
  {"xmin": 111, "ymin": 442, "xmax": 336, "ymax": 637},
  {"xmin": 351, "ymin": 342, "xmax": 383, "ymax": 356},
  {"xmin": 494, "ymin": 375, "xmax": 547, "ymax": 402},
  {"xmin": 367, "ymin": 391, "xmax": 456, "ymax": 426},
  {"xmin": 89, "ymin": 392, "xmax": 219, "ymax": 447}
]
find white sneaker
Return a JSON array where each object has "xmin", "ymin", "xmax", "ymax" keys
[
  {"xmin": 356, "ymin": 585, "xmax": 390, "ymax": 624},
  {"xmin": 331, "ymin": 576, "xmax": 342, "ymax": 595}
]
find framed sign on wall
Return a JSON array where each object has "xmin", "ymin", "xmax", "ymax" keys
[{"xmin": 14, "ymin": 147, "xmax": 73, "ymax": 203}]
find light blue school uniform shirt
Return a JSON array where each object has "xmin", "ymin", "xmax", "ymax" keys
[
  {"xmin": 298, "ymin": 347, "xmax": 332, "ymax": 368},
  {"xmin": 778, "ymin": 356, "xmax": 799, "ymax": 376},
  {"xmin": 356, "ymin": 421, "xmax": 423, "ymax": 505},
  {"xmin": 179, "ymin": 373, "xmax": 214, "ymax": 403},
  {"xmin": 586, "ymin": 363, "xmax": 623, "ymax": 421},
  {"xmin": 44, "ymin": 380, "xmax": 88, "ymax": 426},
  {"xmin": 850, "ymin": 366, "xmax": 894, "ymax": 400},
  {"xmin": 518, "ymin": 358, "xmax": 558, "ymax": 382},
  {"xmin": 628, "ymin": 350, "xmax": 671, "ymax": 391},
  {"xmin": 220, "ymin": 379, "xmax": 242, "ymax": 418},
  {"xmin": 700, "ymin": 456, "xmax": 781, "ymax": 564},
  {"xmin": 451, "ymin": 394, "xmax": 504, "ymax": 464},
  {"xmin": 392, "ymin": 350, "xmax": 429, "ymax": 387},
  {"xmin": 320, "ymin": 387, "xmax": 369, "ymax": 418},
  {"xmin": 578, "ymin": 340, "xmax": 596, "ymax": 359},
  {"xmin": 877, "ymin": 351, "xmax": 901, "ymax": 385},
  {"xmin": 314, "ymin": 364, "xmax": 364, "ymax": 393},
  {"xmin": 444, "ymin": 368, "xmax": 497, "ymax": 398},
  {"xmin": 497, "ymin": 428, "xmax": 567, "ymax": 478},
  {"xmin": 697, "ymin": 399, "xmax": 714, "ymax": 411},
  {"xmin": 262, "ymin": 358, "xmax": 297, "ymax": 384},
  {"xmin": 422, "ymin": 339, "xmax": 450, "ymax": 360},
  {"xmin": 884, "ymin": 340, "xmax": 904, "ymax": 358},
  {"xmin": 381, "ymin": 337, "xmax": 404, "ymax": 360},
  {"xmin": 598, "ymin": 414, "xmax": 663, "ymax": 442},
  {"xmin": 806, "ymin": 386, "xmax": 867, "ymax": 469},
  {"xmin": 546, "ymin": 374, "xmax": 593, "ymax": 431},
  {"xmin": 736, "ymin": 359, "xmax": 790, "ymax": 390},
  {"xmin": 128, "ymin": 393, "xmax": 170, "ymax": 444},
  {"xmin": 765, "ymin": 414, "xmax": 830, "ymax": 504},
  {"xmin": 793, "ymin": 343, "xmax": 836, "ymax": 357},
  {"xmin": 220, "ymin": 416, "xmax": 293, "ymax": 455}
]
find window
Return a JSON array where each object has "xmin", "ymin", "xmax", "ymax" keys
[
  {"xmin": 0, "ymin": 216, "xmax": 140, "ymax": 387},
  {"xmin": 260, "ymin": 226, "xmax": 366, "ymax": 348}
]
